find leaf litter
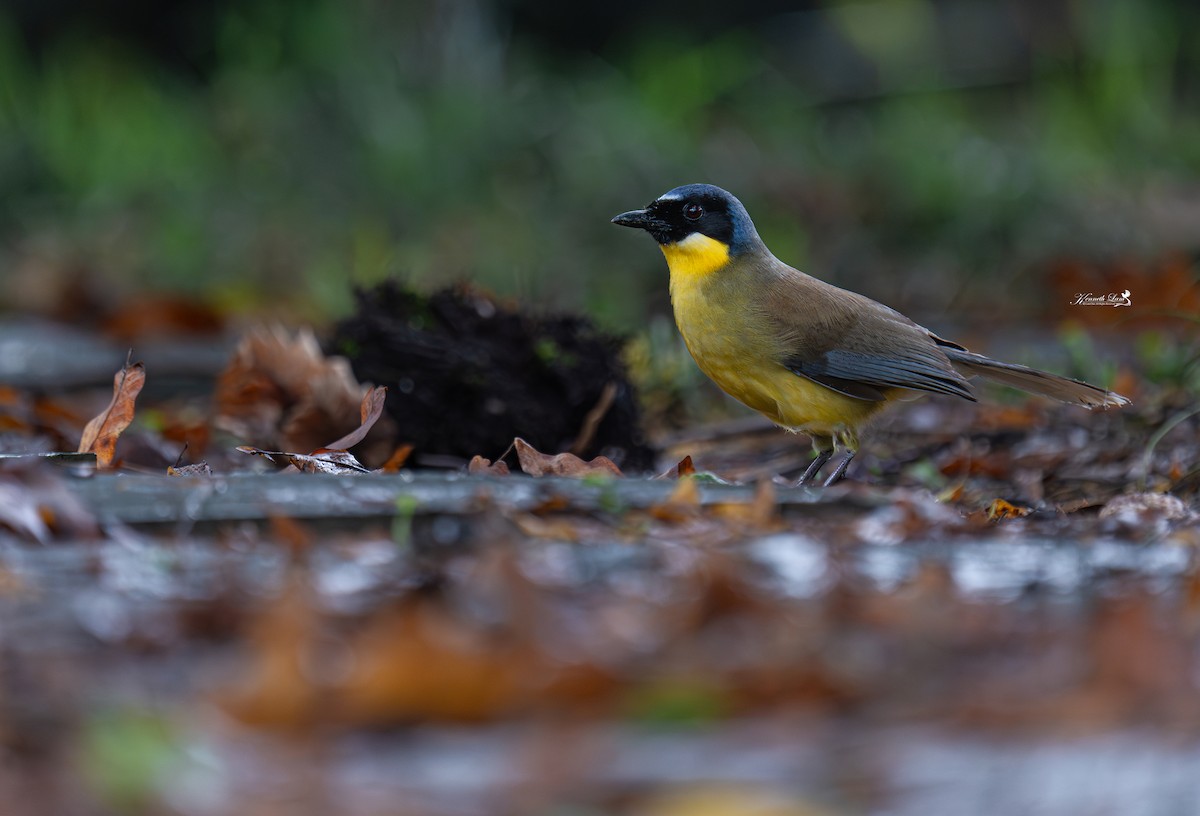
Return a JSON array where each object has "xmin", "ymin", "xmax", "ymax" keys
[
  {"xmin": 0, "ymin": 307, "xmax": 1198, "ymax": 815},
  {"xmin": 75, "ymin": 355, "xmax": 145, "ymax": 469}
]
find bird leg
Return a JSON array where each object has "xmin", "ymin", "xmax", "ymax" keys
[
  {"xmin": 823, "ymin": 450, "xmax": 856, "ymax": 486},
  {"xmin": 796, "ymin": 447, "xmax": 834, "ymax": 486}
]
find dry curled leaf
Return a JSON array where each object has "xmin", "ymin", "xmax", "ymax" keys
[
  {"xmin": 655, "ymin": 455, "xmax": 696, "ymax": 480},
  {"xmin": 77, "ymin": 359, "xmax": 145, "ymax": 469},
  {"xmin": 214, "ymin": 325, "xmax": 375, "ymax": 454},
  {"xmin": 985, "ymin": 498, "xmax": 1032, "ymax": 521},
  {"xmin": 324, "ymin": 385, "xmax": 388, "ymax": 450},
  {"xmin": 167, "ymin": 462, "xmax": 213, "ymax": 477},
  {"xmin": 513, "ymin": 437, "xmax": 622, "ymax": 479},
  {"xmin": 468, "ymin": 455, "xmax": 510, "ymax": 476},
  {"xmin": 236, "ymin": 446, "xmax": 370, "ymax": 474}
]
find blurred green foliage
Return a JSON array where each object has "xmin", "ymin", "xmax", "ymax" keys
[
  {"xmin": 1059, "ymin": 322, "xmax": 1125, "ymax": 392},
  {"xmin": 81, "ymin": 708, "xmax": 183, "ymax": 810},
  {"xmin": 0, "ymin": 0, "xmax": 1197, "ymax": 331},
  {"xmin": 1135, "ymin": 323, "xmax": 1200, "ymax": 392},
  {"xmin": 623, "ymin": 678, "xmax": 729, "ymax": 726}
]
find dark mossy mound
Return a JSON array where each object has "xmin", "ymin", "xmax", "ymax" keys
[{"xmin": 330, "ymin": 281, "xmax": 654, "ymax": 471}]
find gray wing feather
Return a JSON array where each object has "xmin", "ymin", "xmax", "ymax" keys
[
  {"xmin": 758, "ymin": 263, "xmax": 977, "ymax": 403},
  {"xmin": 786, "ymin": 348, "xmax": 976, "ymax": 402}
]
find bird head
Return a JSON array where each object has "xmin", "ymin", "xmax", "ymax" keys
[{"xmin": 611, "ymin": 184, "xmax": 762, "ymax": 260}]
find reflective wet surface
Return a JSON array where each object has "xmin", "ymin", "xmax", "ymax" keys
[{"xmin": 1, "ymin": 469, "xmax": 1197, "ymax": 814}]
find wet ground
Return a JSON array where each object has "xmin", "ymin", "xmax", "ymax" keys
[
  {"xmin": 3, "ymin": 466, "xmax": 1199, "ymax": 816},
  {"xmin": 2, "ymin": 315, "xmax": 1199, "ymax": 814}
]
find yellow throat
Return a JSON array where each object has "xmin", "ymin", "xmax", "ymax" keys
[{"xmin": 660, "ymin": 233, "xmax": 730, "ymax": 283}]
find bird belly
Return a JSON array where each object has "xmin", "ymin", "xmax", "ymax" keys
[
  {"xmin": 671, "ymin": 277, "xmax": 885, "ymax": 441},
  {"xmin": 691, "ymin": 345, "xmax": 884, "ymax": 437}
]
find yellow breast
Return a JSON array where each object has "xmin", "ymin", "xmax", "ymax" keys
[
  {"xmin": 659, "ymin": 233, "xmax": 730, "ymax": 282},
  {"xmin": 662, "ymin": 240, "xmax": 886, "ymax": 443}
]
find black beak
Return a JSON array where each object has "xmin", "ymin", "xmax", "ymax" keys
[{"xmin": 611, "ymin": 209, "xmax": 654, "ymax": 230}]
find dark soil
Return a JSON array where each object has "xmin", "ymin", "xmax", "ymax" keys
[{"xmin": 330, "ymin": 282, "xmax": 655, "ymax": 470}]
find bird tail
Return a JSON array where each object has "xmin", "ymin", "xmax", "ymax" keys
[{"xmin": 942, "ymin": 348, "xmax": 1130, "ymax": 409}]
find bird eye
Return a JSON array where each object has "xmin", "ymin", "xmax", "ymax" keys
[{"xmin": 683, "ymin": 203, "xmax": 704, "ymax": 221}]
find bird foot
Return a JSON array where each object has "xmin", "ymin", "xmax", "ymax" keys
[
  {"xmin": 794, "ymin": 449, "xmax": 833, "ymax": 487},
  {"xmin": 793, "ymin": 449, "xmax": 856, "ymax": 487},
  {"xmin": 823, "ymin": 451, "xmax": 856, "ymax": 486}
]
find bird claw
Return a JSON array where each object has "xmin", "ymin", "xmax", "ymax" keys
[
  {"xmin": 794, "ymin": 449, "xmax": 833, "ymax": 487},
  {"xmin": 794, "ymin": 449, "xmax": 856, "ymax": 487},
  {"xmin": 823, "ymin": 451, "xmax": 856, "ymax": 486}
]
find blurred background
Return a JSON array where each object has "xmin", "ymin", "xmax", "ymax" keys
[
  {"xmin": 1, "ymin": 0, "xmax": 1197, "ymax": 335},
  {"xmin": 5, "ymin": 4, "xmax": 1200, "ymax": 815}
]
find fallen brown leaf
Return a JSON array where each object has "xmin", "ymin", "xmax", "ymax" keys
[
  {"xmin": 712, "ymin": 480, "xmax": 780, "ymax": 529},
  {"xmin": 269, "ymin": 514, "xmax": 314, "ymax": 556},
  {"xmin": 936, "ymin": 482, "xmax": 966, "ymax": 503},
  {"xmin": 236, "ymin": 446, "xmax": 370, "ymax": 474},
  {"xmin": 379, "ymin": 444, "xmax": 414, "ymax": 473},
  {"xmin": 220, "ymin": 579, "xmax": 324, "ymax": 728},
  {"xmin": 324, "ymin": 385, "xmax": 388, "ymax": 450},
  {"xmin": 0, "ymin": 386, "xmax": 31, "ymax": 435},
  {"xmin": 670, "ymin": 551, "xmax": 774, "ymax": 632},
  {"xmin": 510, "ymin": 513, "xmax": 581, "ymax": 541},
  {"xmin": 984, "ymin": 498, "xmax": 1032, "ymax": 521},
  {"xmin": 468, "ymin": 455, "xmax": 510, "ymax": 476},
  {"xmin": 77, "ymin": 358, "xmax": 145, "ymax": 469},
  {"xmin": 214, "ymin": 325, "xmax": 377, "ymax": 455},
  {"xmin": 529, "ymin": 495, "xmax": 570, "ymax": 514},
  {"xmin": 649, "ymin": 476, "xmax": 701, "ymax": 523},
  {"xmin": 655, "ymin": 455, "xmax": 696, "ymax": 480},
  {"xmin": 514, "ymin": 437, "xmax": 622, "ymax": 478},
  {"xmin": 939, "ymin": 449, "xmax": 1012, "ymax": 480},
  {"xmin": 333, "ymin": 601, "xmax": 534, "ymax": 723},
  {"xmin": 167, "ymin": 462, "xmax": 213, "ymax": 477}
]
